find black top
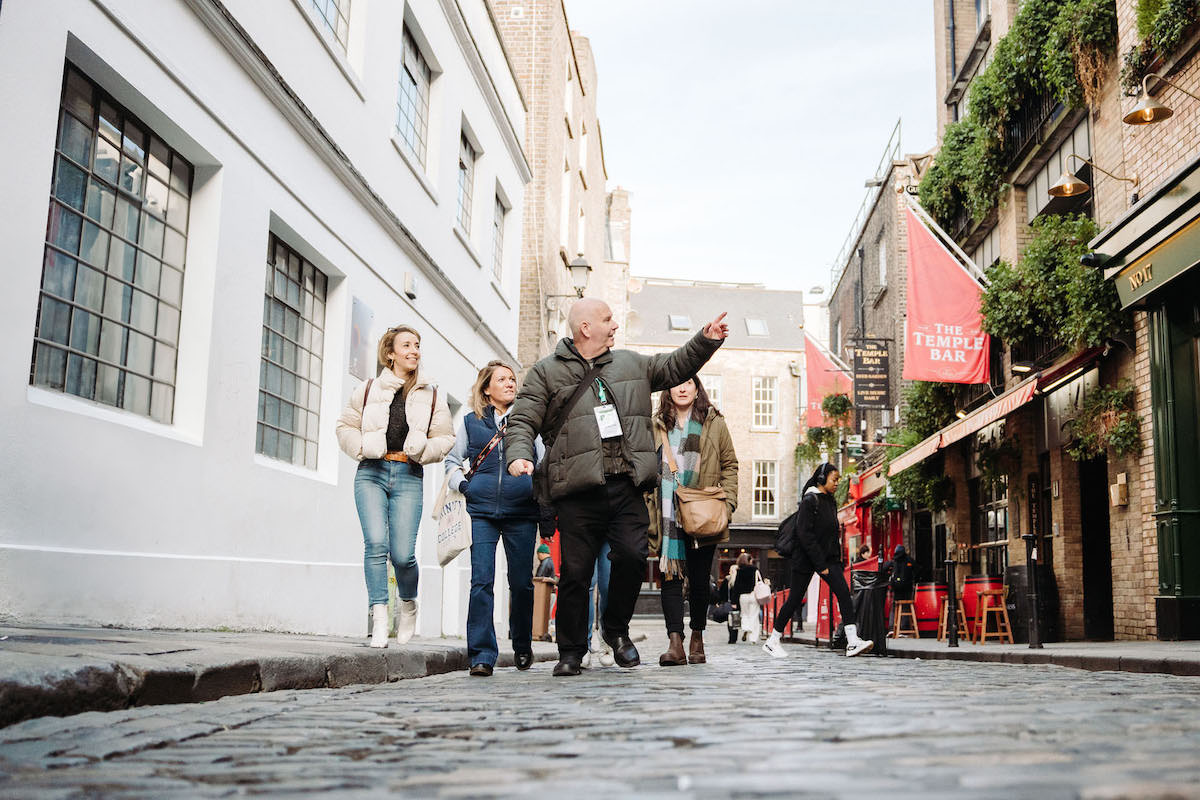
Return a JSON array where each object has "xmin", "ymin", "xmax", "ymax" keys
[
  {"xmin": 731, "ymin": 564, "xmax": 759, "ymax": 599},
  {"xmin": 385, "ymin": 389, "xmax": 409, "ymax": 452}
]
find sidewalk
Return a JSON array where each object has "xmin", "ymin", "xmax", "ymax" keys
[
  {"xmin": 0, "ymin": 623, "xmax": 559, "ymax": 729},
  {"xmin": 788, "ymin": 628, "xmax": 1200, "ymax": 675}
]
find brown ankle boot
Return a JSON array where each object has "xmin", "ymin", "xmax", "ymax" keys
[
  {"xmin": 658, "ymin": 632, "xmax": 686, "ymax": 666},
  {"xmin": 688, "ymin": 630, "xmax": 706, "ymax": 664}
]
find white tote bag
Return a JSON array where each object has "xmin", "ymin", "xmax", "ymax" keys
[{"xmin": 433, "ymin": 476, "xmax": 471, "ymax": 567}]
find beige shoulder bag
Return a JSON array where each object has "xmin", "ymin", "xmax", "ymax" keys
[{"xmin": 659, "ymin": 428, "xmax": 729, "ymax": 540}]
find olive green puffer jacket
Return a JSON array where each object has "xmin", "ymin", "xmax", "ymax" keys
[{"xmin": 506, "ymin": 330, "xmax": 722, "ymax": 503}]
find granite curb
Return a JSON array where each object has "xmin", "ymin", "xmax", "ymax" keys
[{"xmin": 0, "ymin": 625, "xmax": 560, "ymax": 729}]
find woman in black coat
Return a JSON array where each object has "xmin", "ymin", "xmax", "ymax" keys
[{"xmin": 762, "ymin": 463, "xmax": 874, "ymax": 658}]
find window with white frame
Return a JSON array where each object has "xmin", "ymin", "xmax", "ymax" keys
[
  {"xmin": 701, "ymin": 374, "xmax": 721, "ymax": 408},
  {"xmin": 746, "ymin": 317, "xmax": 769, "ymax": 336},
  {"xmin": 32, "ymin": 64, "xmax": 193, "ymax": 423},
  {"xmin": 395, "ymin": 28, "xmax": 431, "ymax": 166},
  {"xmin": 878, "ymin": 236, "xmax": 888, "ymax": 286},
  {"xmin": 310, "ymin": 0, "xmax": 351, "ymax": 54},
  {"xmin": 456, "ymin": 132, "xmax": 476, "ymax": 233},
  {"xmin": 752, "ymin": 376, "xmax": 777, "ymax": 429},
  {"xmin": 668, "ymin": 314, "xmax": 691, "ymax": 331},
  {"xmin": 492, "ymin": 195, "xmax": 506, "ymax": 280},
  {"xmin": 753, "ymin": 461, "xmax": 778, "ymax": 518},
  {"xmin": 258, "ymin": 235, "xmax": 327, "ymax": 468}
]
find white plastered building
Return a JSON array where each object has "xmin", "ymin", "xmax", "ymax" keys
[{"xmin": 0, "ymin": 0, "xmax": 531, "ymax": 637}]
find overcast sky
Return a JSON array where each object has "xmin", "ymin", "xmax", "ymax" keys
[{"xmin": 562, "ymin": 1, "xmax": 937, "ymax": 296}]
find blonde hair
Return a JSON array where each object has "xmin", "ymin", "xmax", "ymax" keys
[
  {"xmin": 377, "ymin": 325, "xmax": 422, "ymax": 394},
  {"xmin": 470, "ymin": 360, "xmax": 517, "ymax": 418}
]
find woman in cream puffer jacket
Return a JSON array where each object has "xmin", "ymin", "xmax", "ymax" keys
[{"xmin": 335, "ymin": 325, "xmax": 454, "ymax": 648}]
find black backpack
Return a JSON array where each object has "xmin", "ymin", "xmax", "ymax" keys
[
  {"xmin": 775, "ymin": 508, "xmax": 800, "ymax": 559},
  {"xmin": 889, "ymin": 556, "xmax": 915, "ymax": 590}
]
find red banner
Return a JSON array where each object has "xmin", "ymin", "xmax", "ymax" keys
[
  {"xmin": 805, "ymin": 333, "xmax": 852, "ymax": 428},
  {"xmin": 902, "ymin": 207, "xmax": 990, "ymax": 384}
]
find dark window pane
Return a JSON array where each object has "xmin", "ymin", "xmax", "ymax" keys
[
  {"xmin": 148, "ymin": 137, "xmax": 170, "ymax": 182},
  {"xmin": 169, "ymin": 155, "xmax": 192, "ymax": 196},
  {"xmin": 70, "ymin": 310, "xmax": 102, "ymax": 354},
  {"xmin": 98, "ymin": 101, "xmax": 120, "ymax": 141},
  {"xmin": 118, "ymin": 154, "xmax": 144, "ymax": 196},
  {"xmin": 122, "ymin": 119, "xmax": 146, "ymax": 162},
  {"xmin": 104, "ymin": 278, "xmax": 132, "ymax": 323},
  {"xmin": 33, "ymin": 344, "xmax": 67, "ymax": 390},
  {"xmin": 63, "ymin": 69, "xmax": 94, "ymax": 120},
  {"xmin": 74, "ymin": 263, "xmax": 105, "ymax": 313},
  {"xmin": 48, "ymin": 204, "xmax": 83, "ymax": 254},
  {"xmin": 94, "ymin": 134, "xmax": 120, "ymax": 184},
  {"xmin": 42, "ymin": 249, "xmax": 77, "ymax": 300},
  {"xmin": 85, "ymin": 179, "xmax": 116, "ymax": 228},
  {"xmin": 58, "ymin": 112, "xmax": 92, "ymax": 167},
  {"xmin": 66, "ymin": 354, "xmax": 98, "ymax": 400},
  {"xmin": 79, "ymin": 221, "xmax": 109, "ymax": 268},
  {"xmin": 37, "ymin": 297, "xmax": 71, "ymax": 346},
  {"xmin": 54, "ymin": 157, "xmax": 87, "ymax": 211}
]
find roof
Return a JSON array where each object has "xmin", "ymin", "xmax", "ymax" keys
[{"xmin": 626, "ymin": 278, "xmax": 806, "ymax": 349}]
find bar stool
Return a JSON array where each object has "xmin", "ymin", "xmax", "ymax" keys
[
  {"xmin": 975, "ymin": 588, "xmax": 1014, "ymax": 644},
  {"xmin": 936, "ymin": 595, "xmax": 970, "ymax": 641},
  {"xmin": 892, "ymin": 596, "xmax": 919, "ymax": 639}
]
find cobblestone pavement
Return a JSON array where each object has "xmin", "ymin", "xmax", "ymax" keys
[{"xmin": 2, "ymin": 635, "xmax": 1200, "ymax": 799}]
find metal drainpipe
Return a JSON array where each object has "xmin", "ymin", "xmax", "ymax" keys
[{"xmin": 948, "ymin": 0, "xmax": 957, "ymax": 78}]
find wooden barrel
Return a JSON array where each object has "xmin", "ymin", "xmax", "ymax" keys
[
  {"xmin": 962, "ymin": 575, "xmax": 1003, "ymax": 630},
  {"xmin": 913, "ymin": 582, "xmax": 947, "ymax": 637}
]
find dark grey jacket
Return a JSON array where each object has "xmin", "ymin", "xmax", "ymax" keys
[{"xmin": 506, "ymin": 330, "xmax": 722, "ymax": 502}]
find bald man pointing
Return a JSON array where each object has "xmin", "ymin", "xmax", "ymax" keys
[{"xmin": 506, "ymin": 298, "xmax": 729, "ymax": 676}]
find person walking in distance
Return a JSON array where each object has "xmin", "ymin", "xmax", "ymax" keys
[
  {"xmin": 336, "ymin": 325, "xmax": 454, "ymax": 648},
  {"xmin": 763, "ymin": 463, "xmax": 874, "ymax": 658},
  {"xmin": 506, "ymin": 298, "xmax": 729, "ymax": 676},
  {"xmin": 444, "ymin": 361, "xmax": 542, "ymax": 676},
  {"xmin": 651, "ymin": 375, "xmax": 739, "ymax": 666},
  {"xmin": 728, "ymin": 553, "xmax": 763, "ymax": 644}
]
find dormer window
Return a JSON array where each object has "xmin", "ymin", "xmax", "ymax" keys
[
  {"xmin": 746, "ymin": 318, "xmax": 769, "ymax": 336},
  {"xmin": 668, "ymin": 314, "xmax": 691, "ymax": 331}
]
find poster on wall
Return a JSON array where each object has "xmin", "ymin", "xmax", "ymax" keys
[
  {"xmin": 852, "ymin": 339, "xmax": 890, "ymax": 409},
  {"xmin": 349, "ymin": 297, "xmax": 374, "ymax": 380}
]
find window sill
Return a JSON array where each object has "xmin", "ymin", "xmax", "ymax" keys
[
  {"xmin": 750, "ymin": 426, "xmax": 780, "ymax": 433},
  {"xmin": 253, "ymin": 452, "xmax": 336, "ymax": 486},
  {"xmin": 26, "ymin": 386, "xmax": 202, "ymax": 447},
  {"xmin": 454, "ymin": 225, "xmax": 484, "ymax": 269},
  {"xmin": 391, "ymin": 136, "xmax": 438, "ymax": 204},
  {"xmin": 290, "ymin": 0, "xmax": 366, "ymax": 102},
  {"xmin": 491, "ymin": 278, "xmax": 511, "ymax": 308}
]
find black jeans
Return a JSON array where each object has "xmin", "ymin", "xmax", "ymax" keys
[
  {"xmin": 554, "ymin": 477, "xmax": 649, "ymax": 660},
  {"xmin": 660, "ymin": 544, "xmax": 716, "ymax": 634},
  {"xmin": 773, "ymin": 562, "xmax": 855, "ymax": 634}
]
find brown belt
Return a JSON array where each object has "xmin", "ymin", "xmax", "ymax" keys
[{"xmin": 382, "ymin": 451, "xmax": 409, "ymax": 463}]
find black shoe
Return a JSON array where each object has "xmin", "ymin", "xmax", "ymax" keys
[
  {"xmin": 514, "ymin": 651, "xmax": 534, "ymax": 671},
  {"xmin": 469, "ymin": 663, "xmax": 493, "ymax": 677},
  {"xmin": 552, "ymin": 656, "xmax": 582, "ymax": 676},
  {"xmin": 601, "ymin": 631, "xmax": 641, "ymax": 668}
]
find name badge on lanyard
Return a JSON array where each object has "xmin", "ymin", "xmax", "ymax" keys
[{"xmin": 592, "ymin": 378, "xmax": 623, "ymax": 439}]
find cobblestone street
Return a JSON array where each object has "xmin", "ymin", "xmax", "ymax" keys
[{"xmin": 3, "ymin": 636, "xmax": 1200, "ymax": 798}]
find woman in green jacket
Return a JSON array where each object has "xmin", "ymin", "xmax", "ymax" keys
[{"xmin": 650, "ymin": 375, "xmax": 738, "ymax": 667}]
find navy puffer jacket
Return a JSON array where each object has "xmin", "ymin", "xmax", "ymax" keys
[{"xmin": 455, "ymin": 407, "xmax": 540, "ymax": 520}]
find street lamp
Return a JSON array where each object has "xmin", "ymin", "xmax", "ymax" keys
[
  {"xmin": 1123, "ymin": 72, "xmax": 1200, "ymax": 125},
  {"xmin": 1048, "ymin": 154, "xmax": 1138, "ymax": 199},
  {"xmin": 566, "ymin": 256, "xmax": 592, "ymax": 298}
]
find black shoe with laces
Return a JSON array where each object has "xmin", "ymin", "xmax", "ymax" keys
[
  {"xmin": 552, "ymin": 656, "xmax": 582, "ymax": 676},
  {"xmin": 514, "ymin": 651, "xmax": 534, "ymax": 671}
]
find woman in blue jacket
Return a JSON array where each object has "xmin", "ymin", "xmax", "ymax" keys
[{"xmin": 445, "ymin": 361, "xmax": 543, "ymax": 676}]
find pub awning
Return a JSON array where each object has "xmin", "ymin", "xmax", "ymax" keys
[{"xmin": 887, "ymin": 376, "xmax": 1039, "ymax": 477}]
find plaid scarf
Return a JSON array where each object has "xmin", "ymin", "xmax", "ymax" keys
[{"xmin": 659, "ymin": 412, "xmax": 704, "ymax": 579}]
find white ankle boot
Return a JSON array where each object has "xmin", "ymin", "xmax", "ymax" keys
[
  {"xmin": 369, "ymin": 603, "xmax": 389, "ymax": 648},
  {"xmin": 396, "ymin": 599, "xmax": 417, "ymax": 644},
  {"xmin": 845, "ymin": 623, "xmax": 874, "ymax": 657},
  {"xmin": 762, "ymin": 631, "xmax": 787, "ymax": 658}
]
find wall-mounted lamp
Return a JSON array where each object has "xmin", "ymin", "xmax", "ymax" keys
[
  {"xmin": 547, "ymin": 255, "xmax": 592, "ymax": 301},
  {"xmin": 1011, "ymin": 361, "xmax": 1035, "ymax": 375},
  {"xmin": 955, "ymin": 409, "xmax": 967, "ymax": 420},
  {"xmin": 1124, "ymin": 73, "xmax": 1200, "ymax": 125},
  {"xmin": 1048, "ymin": 153, "xmax": 1138, "ymax": 199}
]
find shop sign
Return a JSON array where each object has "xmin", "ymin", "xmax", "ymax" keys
[
  {"xmin": 1115, "ymin": 214, "xmax": 1200, "ymax": 309},
  {"xmin": 852, "ymin": 339, "xmax": 890, "ymax": 409},
  {"xmin": 1043, "ymin": 368, "xmax": 1099, "ymax": 451}
]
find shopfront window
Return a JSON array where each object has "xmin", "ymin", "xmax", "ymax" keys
[{"xmin": 970, "ymin": 476, "xmax": 1009, "ymax": 576}]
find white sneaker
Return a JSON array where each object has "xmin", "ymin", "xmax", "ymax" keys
[
  {"xmin": 762, "ymin": 633, "xmax": 787, "ymax": 659},
  {"xmin": 580, "ymin": 651, "xmax": 594, "ymax": 669},
  {"xmin": 369, "ymin": 604, "xmax": 389, "ymax": 649},
  {"xmin": 598, "ymin": 645, "xmax": 615, "ymax": 668},
  {"xmin": 845, "ymin": 624, "xmax": 873, "ymax": 657},
  {"xmin": 396, "ymin": 599, "xmax": 417, "ymax": 645}
]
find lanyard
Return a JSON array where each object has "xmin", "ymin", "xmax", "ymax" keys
[{"xmin": 594, "ymin": 378, "xmax": 609, "ymax": 404}]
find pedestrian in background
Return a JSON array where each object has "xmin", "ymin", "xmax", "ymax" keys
[
  {"xmin": 336, "ymin": 325, "xmax": 454, "ymax": 649},
  {"xmin": 651, "ymin": 376, "xmax": 738, "ymax": 666},
  {"xmin": 535, "ymin": 543, "xmax": 556, "ymax": 579},
  {"xmin": 714, "ymin": 567, "xmax": 738, "ymax": 644},
  {"xmin": 444, "ymin": 361, "xmax": 542, "ymax": 676},
  {"xmin": 854, "ymin": 544, "xmax": 872, "ymax": 565},
  {"xmin": 505, "ymin": 298, "xmax": 728, "ymax": 676},
  {"xmin": 728, "ymin": 553, "xmax": 763, "ymax": 644},
  {"xmin": 763, "ymin": 463, "xmax": 874, "ymax": 659}
]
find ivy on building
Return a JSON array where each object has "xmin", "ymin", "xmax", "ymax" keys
[
  {"xmin": 870, "ymin": 382, "xmax": 958, "ymax": 515},
  {"xmin": 975, "ymin": 433, "xmax": 1022, "ymax": 490},
  {"xmin": 918, "ymin": 0, "xmax": 1118, "ymax": 231},
  {"xmin": 1067, "ymin": 382, "xmax": 1143, "ymax": 460},
  {"xmin": 1121, "ymin": 0, "xmax": 1200, "ymax": 96},
  {"xmin": 980, "ymin": 213, "xmax": 1127, "ymax": 349}
]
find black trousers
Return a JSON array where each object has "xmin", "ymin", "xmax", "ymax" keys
[
  {"xmin": 660, "ymin": 543, "xmax": 716, "ymax": 634},
  {"xmin": 773, "ymin": 562, "xmax": 855, "ymax": 634},
  {"xmin": 554, "ymin": 477, "xmax": 649, "ymax": 659}
]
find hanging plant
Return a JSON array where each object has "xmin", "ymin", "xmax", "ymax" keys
[
  {"xmin": 794, "ymin": 440, "xmax": 821, "ymax": 467},
  {"xmin": 808, "ymin": 425, "xmax": 838, "ymax": 454},
  {"xmin": 1120, "ymin": 0, "xmax": 1200, "ymax": 95},
  {"xmin": 976, "ymin": 434, "xmax": 1022, "ymax": 491},
  {"xmin": 1067, "ymin": 383, "xmax": 1143, "ymax": 460},
  {"xmin": 821, "ymin": 393, "xmax": 853, "ymax": 426}
]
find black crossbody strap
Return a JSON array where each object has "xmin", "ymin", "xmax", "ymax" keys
[{"xmin": 543, "ymin": 363, "xmax": 604, "ymax": 439}]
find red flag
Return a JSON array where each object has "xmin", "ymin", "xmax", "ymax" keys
[
  {"xmin": 805, "ymin": 333, "xmax": 852, "ymax": 428},
  {"xmin": 902, "ymin": 207, "xmax": 990, "ymax": 384}
]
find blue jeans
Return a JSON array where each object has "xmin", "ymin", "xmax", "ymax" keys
[
  {"xmin": 586, "ymin": 541, "xmax": 612, "ymax": 647},
  {"xmin": 354, "ymin": 459, "xmax": 423, "ymax": 604},
  {"xmin": 467, "ymin": 517, "xmax": 537, "ymax": 666}
]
